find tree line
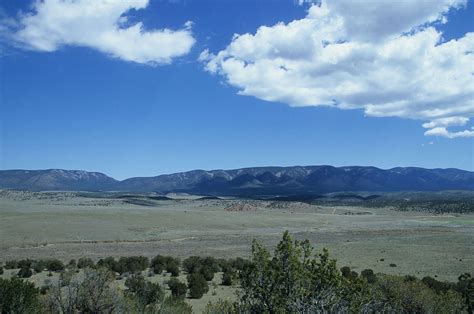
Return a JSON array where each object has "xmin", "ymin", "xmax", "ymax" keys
[{"xmin": 1, "ymin": 231, "xmax": 473, "ymax": 313}]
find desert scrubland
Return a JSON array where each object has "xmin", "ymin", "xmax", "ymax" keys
[{"xmin": 1, "ymin": 190, "xmax": 472, "ymax": 282}]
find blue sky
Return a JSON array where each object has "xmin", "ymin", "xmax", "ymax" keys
[{"xmin": 1, "ymin": 0, "xmax": 473, "ymax": 179}]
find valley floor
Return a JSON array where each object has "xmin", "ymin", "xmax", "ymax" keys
[{"xmin": 1, "ymin": 190, "xmax": 473, "ymax": 282}]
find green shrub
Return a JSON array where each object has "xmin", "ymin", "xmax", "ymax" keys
[
  {"xmin": 160, "ymin": 296, "xmax": 193, "ymax": 313},
  {"xmin": 457, "ymin": 273, "xmax": 473, "ymax": 313},
  {"xmin": 68, "ymin": 259, "xmax": 77, "ymax": 268},
  {"xmin": 4, "ymin": 260, "xmax": 18, "ymax": 269},
  {"xmin": 218, "ymin": 259, "xmax": 230, "ymax": 272},
  {"xmin": 151, "ymin": 255, "xmax": 167, "ymax": 274},
  {"xmin": 204, "ymin": 299, "xmax": 239, "ymax": 314},
  {"xmin": 183, "ymin": 256, "xmax": 202, "ymax": 274},
  {"xmin": 97, "ymin": 256, "xmax": 117, "ymax": 271},
  {"xmin": 340, "ymin": 267, "xmax": 359, "ymax": 281},
  {"xmin": 17, "ymin": 259, "xmax": 34, "ymax": 269},
  {"xmin": 222, "ymin": 270, "xmax": 235, "ymax": 286},
  {"xmin": 0, "ymin": 277, "xmax": 40, "ymax": 313},
  {"xmin": 230, "ymin": 257, "xmax": 249, "ymax": 271},
  {"xmin": 17, "ymin": 267, "xmax": 33, "ymax": 278},
  {"xmin": 361, "ymin": 269, "xmax": 377, "ymax": 283},
  {"xmin": 77, "ymin": 268, "xmax": 119, "ymax": 313},
  {"xmin": 125, "ymin": 274, "xmax": 164, "ymax": 311},
  {"xmin": 77, "ymin": 257, "xmax": 95, "ymax": 269},
  {"xmin": 45, "ymin": 259, "xmax": 65, "ymax": 272},
  {"xmin": 0, "ymin": 267, "xmax": 3, "ymax": 275},
  {"xmin": 239, "ymin": 231, "xmax": 368, "ymax": 312},
  {"xmin": 45, "ymin": 267, "xmax": 122, "ymax": 313},
  {"xmin": 200, "ymin": 266, "xmax": 215, "ymax": 281},
  {"xmin": 166, "ymin": 262, "xmax": 180, "ymax": 277},
  {"xmin": 39, "ymin": 285, "xmax": 49, "ymax": 295},
  {"xmin": 32, "ymin": 260, "xmax": 45, "ymax": 273},
  {"xmin": 340, "ymin": 266, "xmax": 351, "ymax": 278},
  {"xmin": 202, "ymin": 257, "xmax": 220, "ymax": 273},
  {"xmin": 421, "ymin": 276, "xmax": 455, "ymax": 293},
  {"xmin": 188, "ymin": 273, "xmax": 209, "ymax": 299},
  {"xmin": 168, "ymin": 277, "xmax": 187, "ymax": 299},
  {"xmin": 371, "ymin": 274, "xmax": 465, "ymax": 312},
  {"xmin": 116, "ymin": 256, "xmax": 149, "ymax": 274},
  {"xmin": 404, "ymin": 275, "xmax": 417, "ymax": 282}
]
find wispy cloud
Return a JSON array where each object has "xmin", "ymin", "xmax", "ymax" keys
[
  {"xmin": 2, "ymin": 0, "xmax": 195, "ymax": 65},
  {"xmin": 201, "ymin": 0, "xmax": 474, "ymax": 138}
]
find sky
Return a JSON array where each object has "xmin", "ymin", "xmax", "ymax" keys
[{"xmin": 0, "ymin": 0, "xmax": 473, "ymax": 180}]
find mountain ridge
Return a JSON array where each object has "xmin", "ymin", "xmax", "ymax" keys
[{"xmin": 1, "ymin": 165, "xmax": 473, "ymax": 195}]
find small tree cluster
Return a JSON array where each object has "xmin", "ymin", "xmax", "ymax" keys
[
  {"xmin": 3, "ymin": 258, "xmax": 63, "ymax": 277},
  {"xmin": 183, "ymin": 256, "xmax": 220, "ymax": 281},
  {"xmin": 187, "ymin": 273, "xmax": 209, "ymax": 299},
  {"xmin": 239, "ymin": 231, "xmax": 369, "ymax": 312},
  {"xmin": 77, "ymin": 257, "xmax": 95, "ymax": 269},
  {"xmin": 17, "ymin": 267, "xmax": 33, "ymax": 278},
  {"xmin": 168, "ymin": 277, "xmax": 188, "ymax": 299},
  {"xmin": 125, "ymin": 274, "xmax": 164, "ymax": 311},
  {"xmin": 96, "ymin": 256, "xmax": 116, "ymax": 270},
  {"xmin": 235, "ymin": 231, "xmax": 468, "ymax": 313},
  {"xmin": 361, "ymin": 269, "xmax": 377, "ymax": 283},
  {"xmin": 457, "ymin": 273, "xmax": 474, "ymax": 312},
  {"xmin": 44, "ymin": 259, "xmax": 65, "ymax": 272},
  {"xmin": 150, "ymin": 255, "xmax": 180, "ymax": 276},
  {"xmin": 221, "ymin": 269, "xmax": 236, "ymax": 286},
  {"xmin": 4, "ymin": 260, "xmax": 18, "ymax": 269},
  {"xmin": 218, "ymin": 257, "xmax": 249, "ymax": 286},
  {"xmin": 96, "ymin": 256, "xmax": 148, "ymax": 274}
]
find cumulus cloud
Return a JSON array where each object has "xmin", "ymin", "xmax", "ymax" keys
[
  {"xmin": 201, "ymin": 0, "xmax": 474, "ymax": 138},
  {"xmin": 5, "ymin": 0, "xmax": 195, "ymax": 65},
  {"xmin": 424, "ymin": 127, "xmax": 474, "ymax": 138}
]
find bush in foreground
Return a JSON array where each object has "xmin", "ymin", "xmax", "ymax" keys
[
  {"xmin": 204, "ymin": 299, "xmax": 238, "ymax": 314},
  {"xmin": 160, "ymin": 296, "xmax": 193, "ymax": 314},
  {"xmin": 235, "ymin": 231, "xmax": 468, "ymax": 313},
  {"xmin": 187, "ymin": 273, "xmax": 209, "ymax": 299},
  {"xmin": 168, "ymin": 277, "xmax": 188, "ymax": 299},
  {"xmin": 125, "ymin": 274, "xmax": 164, "ymax": 311},
  {"xmin": 0, "ymin": 277, "xmax": 39, "ymax": 313},
  {"xmin": 46, "ymin": 267, "xmax": 122, "ymax": 313},
  {"xmin": 222, "ymin": 268, "xmax": 236, "ymax": 286}
]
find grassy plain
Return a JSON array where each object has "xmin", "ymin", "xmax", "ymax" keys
[{"xmin": 1, "ymin": 190, "xmax": 473, "ymax": 283}]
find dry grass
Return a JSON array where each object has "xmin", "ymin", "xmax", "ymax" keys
[{"xmin": 1, "ymin": 191, "xmax": 473, "ymax": 282}]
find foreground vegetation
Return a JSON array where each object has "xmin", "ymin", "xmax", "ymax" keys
[{"xmin": 1, "ymin": 232, "xmax": 473, "ymax": 313}]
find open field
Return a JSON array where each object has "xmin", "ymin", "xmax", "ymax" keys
[{"xmin": 1, "ymin": 190, "xmax": 473, "ymax": 283}]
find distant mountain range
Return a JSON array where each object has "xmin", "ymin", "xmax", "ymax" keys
[{"xmin": 1, "ymin": 166, "xmax": 473, "ymax": 196}]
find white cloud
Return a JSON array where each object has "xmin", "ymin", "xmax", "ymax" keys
[
  {"xmin": 424, "ymin": 127, "xmax": 474, "ymax": 138},
  {"xmin": 6, "ymin": 0, "xmax": 195, "ymax": 65},
  {"xmin": 422, "ymin": 116, "xmax": 469, "ymax": 128},
  {"xmin": 201, "ymin": 0, "xmax": 474, "ymax": 138}
]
